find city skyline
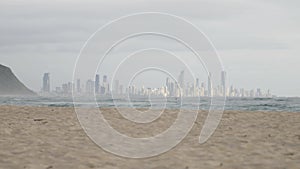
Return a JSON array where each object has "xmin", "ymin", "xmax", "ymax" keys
[{"xmin": 41, "ymin": 70, "xmax": 273, "ymax": 98}]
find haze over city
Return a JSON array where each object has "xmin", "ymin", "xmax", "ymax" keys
[
  {"xmin": 0, "ymin": 0, "xmax": 299, "ymax": 96},
  {"xmin": 41, "ymin": 70, "xmax": 273, "ymax": 98}
]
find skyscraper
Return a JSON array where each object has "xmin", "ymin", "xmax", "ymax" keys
[
  {"xmin": 166, "ymin": 77, "xmax": 170, "ymax": 95},
  {"xmin": 208, "ymin": 72, "xmax": 212, "ymax": 97},
  {"xmin": 177, "ymin": 71, "xmax": 185, "ymax": 96},
  {"xmin": 76, "ymin": 79, "xmax": 81, "ymax": 93},
  {"xmin": 221, "ymin": 71, "xmax": 226, "ymax": 97},
  {"xmin": 119, "ymin": 85, "xmax": 123, "ymax": 95},
  {"xmin": 170, "ymin": 82, "xmax": 175, "ymax": 96},
  {"xmin": 95, "ymin": 74, "xmax": 100, "ymax": 93},
  {"xmin": 196, "ymin": 78, "xmax": 199, "ymax": 88},
  {"xmin": 178, "ymin": 70, "xmax": 184, "ymax": 89},
  {"xmin": 86, "ymin": 79, "xmax": 94, "ymax": 94},
  {"xmin": 42, "ymin": 73, "xmax": 50, "ymax": 92},
  {"xmin": 166, "ymin": 77, "xmax": 170, "ymax": 87},
  {"xmin": 101, "ymin": 75, "xmax": 108, "ymax": 95}
]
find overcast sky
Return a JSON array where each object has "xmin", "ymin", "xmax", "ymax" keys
[{"xmin": 0, "ymin": 0, "xmax": 299, "ymax": 96}]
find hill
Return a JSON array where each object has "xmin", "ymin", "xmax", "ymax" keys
[{"xmin": 0, "ymin": 64, "xmax": 35, "ymax": 95}]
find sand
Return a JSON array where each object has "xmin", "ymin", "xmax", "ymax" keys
[{"xmin": 0, "ymin": 105, "xmax": 299, "ymax": 169}]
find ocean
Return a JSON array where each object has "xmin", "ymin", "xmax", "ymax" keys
[{"xmin": 0, "ymin": 96, "xmax": 299, "ymax": 112}]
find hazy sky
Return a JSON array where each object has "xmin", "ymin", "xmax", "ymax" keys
[{"xmin": 0, "ymin": 0, "xmax": 299, "ymax": 96}]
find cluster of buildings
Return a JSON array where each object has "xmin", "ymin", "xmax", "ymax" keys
[
  {"xmin": 42, "ymin": 73, "xmax": 112, "ymax": 96},
  {"xmin": 41, "ymin": 71, "xmax": 273, "ymax": 98}
]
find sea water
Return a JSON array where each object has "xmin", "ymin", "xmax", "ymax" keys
[{"xmin": 0, "ymin": 96, "xmax": 299, "ymax": 112}]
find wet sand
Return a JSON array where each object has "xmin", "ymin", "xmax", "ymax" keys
[{"xmin": 0, "ymin": 105, "xmax": 299, "ymax": 169}]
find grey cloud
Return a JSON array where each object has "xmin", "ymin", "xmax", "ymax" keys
[{"xmin": 0, "ymin": 0, "xmax": 299, "ymax": 96}]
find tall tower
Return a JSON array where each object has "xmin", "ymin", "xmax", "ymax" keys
[
  {"xmin": 102, "ymin": 75, "xmax": 108, "ymax": 95},
  {"xmin": 95, "ymin": 74, "xmax": 100, "ymax": 93},
  {"xmin": 166, "ymin": 77, "xmax": 170, "ymax": 87},
  {"xmin": 178, "ymin": 71, "xmax": 184, "ymax": 87},
  {"xmin": 86, "ymin": 79, "xmax": 94, "ymax": 94},
  {"xmin": 208, "ymin": 72, "xmax": 212, "ymax": 97},
  {"xmin": 178, "ymin": 70, "xmax": 185, "ymax": 96},
  {"xmin": 221, "ymin": 71, "xmax": 226, "ymax": 97},
  {"xmin": 196, "ymin": 78, "xmax": 199, "ymax": 88},
  {"xmin": 43, "ymin": 73, "xmax": 50, "ymax": 92},
  {"xmin": 76, "ymin": 79, "xmax": 81, "ymax": 93},
  {"xmin": 166, "ymin": 77, "xmax": 170, "ymax": 96},
  {"xmin": 178, "ymin": 71, "xmax": 184, "ymax": 88}
]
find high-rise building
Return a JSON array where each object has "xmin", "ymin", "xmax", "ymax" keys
[
  {"xmin": 267, "ymin": 89, "xmax": 271, "ymax": 97},
  {"xmin": 42, "ymin": 73, "xmax": 50, "ymax": 92},
  {"xmin": 201, "ymin": 82, "xmax": 205, "ymax": 89},
  {"xmin": 230, "ymin": 85, "xmax": 234, "ymax": 97},
  {"xmin": 256, "ymin": 88, "xmax": 262, "ymax": 97},
  {"xmin": 76, "ymin": 79, "xmax": 81, "ymax": 93},
  {"xmin": 178, "ymin": 71, "xmax": 185, "ymax": 96},
  {"xmin": 67, "ymin": 82, "xmax": 73, "ymax": 93},
  {"xmin": 61, "ymin": 82, "xmax": 73, "ymax": 94},
  {"xmin": 101, "ymin": 75, "xmax": 108, "ymax": 95},
  {"xmin": 86, "ymin": 79, "xmax": 94, "ymax": 94},
  {"xmin": 196, "ymin": 78, "xmax": 199, "ymax": 88},
  {"xmin": 55, "ymin": 87, "xmax": 61, "ymax": 93},
  {"xmin": 166, "ymin": 77, "xmax": 170, "ymax": 95},
  {"xmin": 62, "ymin": 83, "xmax": 68, "ymax": 94},
  {"xmin": 207, "ymin": 72, "xmax": 212, "ymax": 97},
  {"xmin": 166, "ymin": 77, "xmax": 169, "ymax": 87},
  {"xmin": 221, "ymin": 71, "xmax": 226, "ymax": 96},
  {"xmin": 178, "ymin": 71, "xmax": 184, "ymax": 88},
  {"xmin": 95, "ymin": 74, "xmax": 100, "ymax": 93},
  {"xmin": 170, "ymin": 82, "xmax": 175, "ymax": 96}
]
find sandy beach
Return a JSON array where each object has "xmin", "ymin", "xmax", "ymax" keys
[{"xmin": 0, "ymin": 105, "xmax": 299, "ymax": 169}]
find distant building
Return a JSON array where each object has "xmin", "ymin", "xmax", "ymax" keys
[
  {"xmin": 86, "ymin": 79, "xmax": 94, "ymax": 94},
  {"xmin": 76, "ymin": 79, "xmax": 81, "ymax": 93},
  {"xmin": 170, "ymin": 82, "xmax": 175, "ymax": 96},
  {"xmin": 101, "ymin": 75, "xmax": 109, "ymax": 95},
  {"xmin": 178, "ymin": 71, "xmax": 184, "ymax": 89},
  {"xmin": 95, "ymin": 74, "xmax": 100, "ymax": 93},
  {"xmin": 196, "ymin": 78, "xmax": 199, "ymax": 88},
  {"xmin": 55, "ymin": 87, "xmax": 61, "ymax": 93},
  {"xmin": 61, "ymin": 82, "xmax": 73, "ymax": 94},
  {"xmin": 166, "ymin": 77, "xmax": 170, "ymax": 96},
  {"xmin": 178, "ymin": 71, "xmax": 185, "ymax": 96},
  {"xmin": 42, "ymin": 73, "xmax": 50, "ymax": 92},
  {"xmin": 52, "ymin": 70, "xmax": 274, "ymax": 98},
  {"xmin": 208, "ymin": 72, "xmax": 212, "ymax": 97},
  {"xmin": 62, "ymin": 83, "xmax": 68, "ymax": 94},
  {"xmin": 67, "ymin": 82, "xmax": 73, "ymax": 93},
  {"xmin": 221, "ymin": 71, "xmax": 226, "ymax": 96},
  {"xmin": 256, "ymin": 88, "xmax": 262, "ymax": 97}
]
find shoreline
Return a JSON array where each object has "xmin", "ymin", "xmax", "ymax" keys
[{"xmin": 1, "ymin": 104, "xmax": 300, "ymax": 113}]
